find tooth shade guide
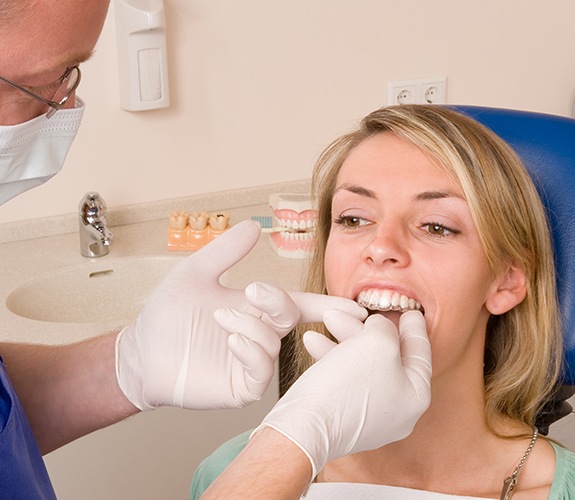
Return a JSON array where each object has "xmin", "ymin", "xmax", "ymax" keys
[
  {"xmin": 167, "ymin": 210, "xmax": 230, "ymax": 251},
  {"xmin": 188, "ymin": 211, "xmax": 210, "ymax": 230}
]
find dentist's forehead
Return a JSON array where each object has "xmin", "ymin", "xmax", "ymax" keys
[{"xmin": 0, "ymin": 0, "xmax": 108, "ymax": 80}]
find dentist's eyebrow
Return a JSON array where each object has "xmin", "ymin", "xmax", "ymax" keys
[
  {"xmin": 333, "ymin": 183, "xmax": 378, "ymax": 199},
  {"xmin": 56, "ymin": 50, "xmax": 95, "ymax": 70},
  {"xmin": 19, "ymin": 50, "xmax": 95, "ymax": 83}
]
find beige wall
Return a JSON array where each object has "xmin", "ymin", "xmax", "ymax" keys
[{"xmin": 2, "ymin": 0, "xmax": 574, "ymax": 223}]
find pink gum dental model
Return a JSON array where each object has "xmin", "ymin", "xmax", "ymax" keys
[
  {"xmin": 167, "ymin": 210, "xmax": 231, "ymax": 251},
  {"xmin": 267, "ymin": 193, "xmax": 316, "ymax": 259}
]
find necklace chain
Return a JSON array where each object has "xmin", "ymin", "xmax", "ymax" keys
[{"xmin": 499, "ymin": 427, "xmax": 538, "ymax": 500}]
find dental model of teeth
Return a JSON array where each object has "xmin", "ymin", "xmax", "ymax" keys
[
  {"xmin": 268, "ymin": 193, "xmax": 317, "ymax": 259},
  {"xmin": 356, "ymin": 289, "xmax": 423, "ymax": 313},
  {"xmin": 167, "ymin": 210, "xmax": 230, "ymax": 251}
]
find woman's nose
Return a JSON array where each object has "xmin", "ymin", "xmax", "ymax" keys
[{"xmin": 362, "ymin": 223, "xmax": 410, "ymax": 267}]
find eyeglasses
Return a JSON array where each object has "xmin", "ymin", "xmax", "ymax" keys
[{"xmin": 0, "ymin": 66, "xmax": 81, "ymax": 119}]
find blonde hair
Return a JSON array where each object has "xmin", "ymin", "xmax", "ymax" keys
[{"xmin": 287, "ymin": 104, "xmax": 562, "ymax": 434}]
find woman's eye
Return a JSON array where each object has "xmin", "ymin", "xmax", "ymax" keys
[
  {"xmin": 422, "ymin": 222, "xmax": 459, "ymax": 238},
  {"xmin": 333, "ymin": 214, "xmax": 369, "ymax": 228}
]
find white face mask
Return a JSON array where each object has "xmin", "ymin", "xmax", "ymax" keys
[{"xmin": 0, "ymin": 98, "xmax": 85, "ymax": 205}]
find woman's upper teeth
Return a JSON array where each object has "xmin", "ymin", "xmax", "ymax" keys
[{"xmin": 356, "ymin": 288, "xmax": 422, "ymax": 313}]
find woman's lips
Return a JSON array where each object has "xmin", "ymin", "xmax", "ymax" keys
[{"xmin": 356, "ymin": 288, "xmax": 424, "ymax": 314}]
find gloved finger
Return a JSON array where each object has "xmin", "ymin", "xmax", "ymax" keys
[
  {"xmin": 398, "ymin": 311, "xmax": 431, "ymax": 360},
  {"xmin": 322, "ymin": 309, "xmax": 367, "ymax": 343},
  {"xmin": 303, "ymin": 330, "xmax": 337, "ymax": 361},
  {"xmin": 363, "ymin": 314, "xmax": 402, "ymax": 355},
  {"xmin": 398, "ymin": 310, "xmax": 432, "ymax": 399},
  {"xmin": 245, "ymin": 282, "xmax": 301, "ymax": 338},
  {"xmin": 214, "ymin": 308, "xmax": 282, "ymax": 359},
  {"xmin": 289, "ymin": 292, "xmax": 368, "ymax": 324},
  {"xmin": 174, "ymin": 220, "xmax": 262, "ymax": 279},
  {"xmin": 228, "ymin": 333, "xmax": 275, "ymax": 401}
]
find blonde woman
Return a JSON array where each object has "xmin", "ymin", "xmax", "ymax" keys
[{"xmin": 192, "ymin": 105, "xmax": 575, "ymax": 499}]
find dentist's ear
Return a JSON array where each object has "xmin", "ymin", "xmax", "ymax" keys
[{"xmin": 485, "ymin": 263, "xmax": 527, "ymax": 315}]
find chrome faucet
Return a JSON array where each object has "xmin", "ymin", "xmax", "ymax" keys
[{"xmin": 79, "ymin": 192, "xmax": 113, "ymax": 258}]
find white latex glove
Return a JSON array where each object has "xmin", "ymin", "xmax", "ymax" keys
[
  {"xmin": 253, "ymin": 310, "xmax": 432, "ymax": 479},
  {"xmin": 115, "ymin": 220, "xmax": 366, "ymax": 411}
]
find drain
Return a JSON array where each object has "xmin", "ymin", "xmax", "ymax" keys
[{"xmin": 89, "ymin": 269, "xmax": 115, "ymax": 278}]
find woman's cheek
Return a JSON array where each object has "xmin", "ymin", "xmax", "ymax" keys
[{"xmin": 324, "ymin": 242, "xmax": 348, "ymax": 296}]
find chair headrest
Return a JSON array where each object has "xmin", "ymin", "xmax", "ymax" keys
[{"xmin": 451, "ymin": 106, "xmax": 575, "ymax": 384}]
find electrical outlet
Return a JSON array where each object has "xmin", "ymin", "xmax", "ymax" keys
[
  {"xmin": 387, "ymin": 77, "xmax": 447, "ymax": 105},
  {"xmin": 387, "ymin": 80, "xmax": 418, "ymax": 105},
  {"xmin": 420, "ymin": 77, "xmax": 447, "ymax": 104}
]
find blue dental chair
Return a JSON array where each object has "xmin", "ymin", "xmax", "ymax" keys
[{"xmin": 452, "ymin": 105, "xmax": 575, "ymax": 433}]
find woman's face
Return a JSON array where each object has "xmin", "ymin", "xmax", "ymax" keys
[{"xmin": 324, "ymin": 132, "xmax": 505, "ymax": 377}]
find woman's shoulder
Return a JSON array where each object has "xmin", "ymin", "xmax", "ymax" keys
[
  {"xmin": 549, "ymin": 441, "xmax": 575, "ymax": 499},
  {"xmin": 190, "ymin": 430, "xmax": 252, "ymax": 499}
]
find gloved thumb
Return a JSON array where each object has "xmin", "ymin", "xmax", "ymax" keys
[
  {"xmin": 303, "ymin": 330, "xmax": 337, "ymax": 361},
  {"xmin": 398, "ymin": 310, "xmax": 432, "ymax": 400}
]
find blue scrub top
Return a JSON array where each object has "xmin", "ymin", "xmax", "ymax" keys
[{"xmin": 0, "ymin": 357, "xmax": 56, "ymax": 499}]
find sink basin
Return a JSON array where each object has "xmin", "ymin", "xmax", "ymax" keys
[{"xmin": 6, "ymin": 256, "xmax": 183, "ymax": 324}]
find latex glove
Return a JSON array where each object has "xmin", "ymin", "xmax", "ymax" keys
[
  {"xmin": 253, "ymin": 310, "xmax": 432, "ymax": 479},
  {"xmin": 115, "ymin": 220, "xmax": 366, "ymax": 411}
]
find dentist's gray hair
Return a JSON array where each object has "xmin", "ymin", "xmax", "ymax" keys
[{"xmin": 285, "ymin": 104, "xmax": 561, "ymax": 439}]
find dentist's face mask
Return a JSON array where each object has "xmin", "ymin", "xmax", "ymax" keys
[{"xmin": 0, "ymin": 98, "xmax": 85, "ymax": 205}]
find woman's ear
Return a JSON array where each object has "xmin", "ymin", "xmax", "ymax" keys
[{"xmin": 485, "ymin": 263, "xmax": 527, "ymax": 315}]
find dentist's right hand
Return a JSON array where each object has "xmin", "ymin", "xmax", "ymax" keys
[
  {"xmin": 114, "ymin": 220, "xmax": 366, "ymax": 412},
  {"xmin": 253, "ymin": 310, "xmax": 432, "ymax": 480}
]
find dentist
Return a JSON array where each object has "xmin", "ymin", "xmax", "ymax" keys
[{"xmin": 0, "ymin": 1, "xmax": 376, "ymax": 498}]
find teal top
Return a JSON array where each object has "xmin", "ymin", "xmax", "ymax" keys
[{"xmin": 190, "ymin": 431, "xmax": 575, "ymax": 499}]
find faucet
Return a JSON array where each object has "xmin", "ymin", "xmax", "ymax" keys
[{"xmin": 79, "ymin": 192, "xmax": 113, "ymax": 258}]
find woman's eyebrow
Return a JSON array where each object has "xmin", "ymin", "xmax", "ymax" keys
[
  {"xmin": 334, "ymin": 185, "xmax": 464, "ymax": 202},
  {"xmin": 334, "ymin": 183, "xmax": 377, "ymax": 199},
  {"xmin": 415, "ymin": 190, "xmax": 464, "ymax": 201}
]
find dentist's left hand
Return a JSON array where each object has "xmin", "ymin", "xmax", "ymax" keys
[
  {"xmin": 252, "ymin": 310, "xmax": 432, "ymax": 480},
  {"xmin": 115, "ymin": 220, "xmax": 366, "ymax": 411}
]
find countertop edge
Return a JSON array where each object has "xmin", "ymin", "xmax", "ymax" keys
[{"xmin": 0, "ymin": 179, "xmax": 312, "ymax": 244}]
